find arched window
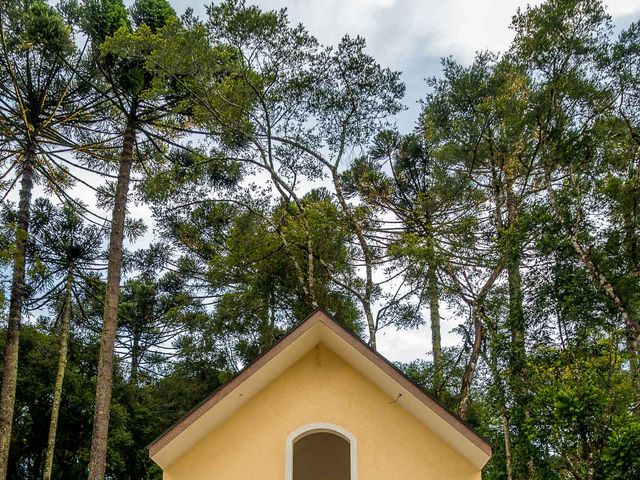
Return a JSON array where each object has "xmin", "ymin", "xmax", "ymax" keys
[{"xmin": 285, "ymin": 423, "xmax": 357, "ymax": 480}]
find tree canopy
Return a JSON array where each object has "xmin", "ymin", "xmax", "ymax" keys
[{"xmin": 0, "ymin": 0, "xmax": 639, "ymax": 479}]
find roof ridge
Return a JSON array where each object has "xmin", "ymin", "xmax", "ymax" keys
[{"xmin": 148, "ymin": 308, "xmax": 492, "ymax": 463}]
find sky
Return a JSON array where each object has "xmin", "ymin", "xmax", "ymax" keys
[
  {"xmin": 157, "ymin": 0, "xmax": 640, "ymax": 363},
  {"xmin": 175, "ymin": 0, "xmax": 640, "ymax": 132}
]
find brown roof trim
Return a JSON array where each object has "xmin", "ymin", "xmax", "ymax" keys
[
  {"xmin": 148, "ymin": 310, "xmax": 320, "ymax": 456},
  {"xmin": 317, "ymin": 314, "xmax": 492, "ymax": 456},
  {"xmin": 148, "ymin": 308, "xmax": 492, "ymax": 457}
]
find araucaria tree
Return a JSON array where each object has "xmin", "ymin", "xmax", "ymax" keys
[
  {"xmin": 0, "ymin": 0, "xmax": 639, "ymax": 479},
  {"xmin": 76, "ymin": 0, "xmax": 193, "ymax": 477},
  {"xmin": 0, "ymin": 3, "xmax": 83, "ymax": 477},
  {"xmin": 26, "ymin": 199, "xmax": 103, "ymax": 480}
]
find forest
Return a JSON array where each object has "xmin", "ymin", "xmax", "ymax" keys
[{"xmin": 0, "ymin": 0, "xmax": 638, "ymax": 478}]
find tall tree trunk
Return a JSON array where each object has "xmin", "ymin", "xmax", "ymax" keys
[
  {"xmin": 627, "ymin": 331, "xmax": 639, "ymax": 400},
  {"xmin": 459, "ymin": 312, "xmax": 483, "ymax": 419},
  {"xmin": 503, "ymin": 412, "xmax": 514, "ymax": 480},
  {"xmin": 427, "ymin": 263, "xmax": 443, "ymax": 395},
  {"xmin": 363, "ymin": 305, "xmax": 376, "ymax": 350},
  {"xmin": 305, "ymin": 227, "xmax": 317, "ymax": 309},
  {"xmin": 129, "ymin": 332, "xmax": 139, "ymax": 389},
  {"xmin": 87, "ymin": 118, "xmax": 136, "ymax": 480},
  {"xmin": 43, "ymin": 268, "xmax": 73, "ymax": 480},
  {"xmin": 484, "ymin": 315, "xmax": 514, "ymax": 480},
  {"xmin": 458, "ymin": 260, "xmax": 504, "ymax": 418},
  {"xmin": 0, "ymin": 143, "xmax": 37, "ymax": 480},
  {"xmin": 275, "ymin": 222, "xmax": 317, "ymax": 310},
  {"xmin": 507, "ymin": 254, "xmax": 526, "ymax": 395},
  {"xmin": 505, "ymin": 181, "xmax": 526, "ymax": 385},
  {"xmin": 622, "ymin": 163, "xmax": 640, "ymax": 398},
  {"xmin": 505, "ymin": 180, "xmax": 533, "ymax": 478},
  {"xmin": 331, "ymin": 170, "xmax": 377, "ymax": 349}
]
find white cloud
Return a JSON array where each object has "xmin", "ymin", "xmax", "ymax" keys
[
  {"xmin": 606, "ymin": 0, "xmax": 640, "ymax": 18},
  {"xmin": 250, "ymin": 0, "xmax": 543, "ymax": 66},
  {"xmin": 248, "ymin": 0, "xmax": 637, "ymax": 67},
  {"xmin": 377, "ymin": 315, "xmax": 463, "ymax": 364}
]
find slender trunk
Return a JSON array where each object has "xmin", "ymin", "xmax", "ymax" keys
[
  {"xmin": 546, "ymin": 172, "xmax": 640, "ymax": 342},
  {"xmin": 627, "ymin": 331, "xmax": 639, "ymax": 400},
  {"xmin": 87, "ymin": 118, "xmax": 136, "ymax": 480},
  {"xmin": 622, "ymin": 163, "xmax": 640, "ymax": 397},
  {"xmin": 363, "ymin": 305, "xmax": 376, "ymax": 350},
  {"xmin": 459, "ymin": 312, "xmax": 483, "ymax": 419},
  {"xmin": 505, "ymin": 181, "xmax": 526, "ymax": 385},
  {"xmin": 484, "ymin": 316, "xmax": 514, "ymax": 480},
  {"xmin": 331, "ymin": 170, "xmax": 377, "ymax": 348},
  {"xmin": 276, "ymin": 227, "xmax": 317, "ymax": 309},
  {"xmin": 427, "ymin": 263, "xmax": 443, "ymax": 395},
  {"xmin": 503, "ymin": 412, "xmax": 514, "ymax": 480},
  {"xmin": 269, "ymin": 293, "xmax": 275, "ymax": 345},
  {"xmin": 43, "ymin": 268, "xmax": 73, "ymax": 480},
  {"xmin": 507, "ymin": 254, "xmax": 526, "ymax": 397},
  {"xmin": 305, "ymin": 228, "xmax": 317, "ymax": 309},
  {"xmin": 624, "ymin": 152, "xmax": 639, "ymax": 273},
  {"xmin": 129, "ymin": 332, "xmax": 139, "ymax": 389},
  {"xmin": 0, "ymin": 143, "xmax": 37, "ymax": 480},
  {"xmin": 457, "ymin": 260, "xmax": 504, "ymax": 418},
  {"xmin": 505, "ymin": 179, "xmax": 533, "ymax": 478},
  {"xmin": 260, "ymin": 296, "xmax": 273, "ymax": 352}
]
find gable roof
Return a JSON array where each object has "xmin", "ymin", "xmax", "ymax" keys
[{"xmin": 149, "ymin": 308, "xmax": 492, "ymax": 470}]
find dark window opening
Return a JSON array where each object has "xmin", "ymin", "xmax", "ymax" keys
[{"xmin": 293, "ymin": 431, "xmax": 351, "ymax": 480}]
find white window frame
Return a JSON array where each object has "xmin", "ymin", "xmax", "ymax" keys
[{"xmin": 285, "ymin": 423, "xmax": 358, "ymax": 480}]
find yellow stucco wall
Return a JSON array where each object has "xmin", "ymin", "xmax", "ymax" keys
[{"xmin": 163, "ymin": 344, "xmax": 481, "ymax": 480}]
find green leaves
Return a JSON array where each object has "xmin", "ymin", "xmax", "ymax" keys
[
  {"xmin": 511, "ymin": 0, "xmax": 611, "ymax": 70},
  {"xmin": 598, "ymin": 421, "xmax": 640, "ymax": 479},
  {"xmin": 311, "ymin": 35, "xmax": 405, "ymax": 154},
  {"xmin": 140, "ymin": 147, "xmax": 241, "ymax": 204},
  {"xmin": 2, "ymin": 1, "xmax": 640, "ymax": 478},
  {"xmin": 524, "ymin": 340, "xmax": 637, "ymax": 479},
  {"xmin": 99, "ymin": 22, "xmax": 159, "ymax": 96},
  {"xmin": 23, "ymin": 1, "xmax": 74, "ymax": 54},
  {"xmin": 81, "ymin": 0, "xmax": 130, "ymax": 46},
  {"xmin": 129, "ymin": 0, "xmax": 175, "ymax": 32}
]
